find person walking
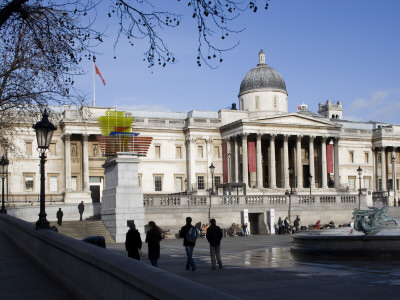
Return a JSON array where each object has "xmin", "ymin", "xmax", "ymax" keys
[
  {"xmin": 78, "ymin": 201, "xmax": 84, "ymax": 221},
  {"xmin": 125, "ymin": 221, "xmax": 142, "ymax": 260},
  {"xmin": 179, "ymin": 216, "xmax": 198, "ymax": 271},
  {"xmin": 206, "ymin": 218, "xmax": 223, "ymax": 270},
  {"xmin": 284, "ymin": 217, "xmax": 290, "ymax": 234},
  {"xmin": 277, "ymin": 217, "xmax": 283, "ymax": 235},
  {"xmin": 56, "ymin": 208, "xmax": 63, "ymax": 226},
  {"xmin": 145, "ymin": 221, "xmax": 162, "ymax": 267},
  {"xmin": 294, "ymin": 215, "xmax": 300, "ymax": 232}
]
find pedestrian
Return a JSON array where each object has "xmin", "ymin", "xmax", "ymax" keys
[
  {"xmin": 242, "ymin": 223, "xmax": 248, "ymax": 236},
  {"xmin": 125, "ymin": 221, "xmax": 142, "ymax": 260},
  {"xmin": 179, "ymin": 216, "xmax": 199, "ymax": 271},
  {"xmin": 206, "ymin": 218, "xmax": 223, "ymax": 270},
  {"xmin": 145, "ymin": 221, "xmax": 162, "ymax": 267},
  {"xmin": 277, "ymin": 217, "xmax": 283, "ymax": 235},
  {"xmin": 284, "ymin": 217, "xmax": 290, "ymax": 234},
  {"xmin": 78, "ymin": 201, "xmax": 84, "ymax": 221},
  {"xmin": 294, "ymin": 215, "xmax": 300, "ymax": 231},
  {"xmin": 56, "ymin": 208, "xmax": 63, "ymax": 226}
]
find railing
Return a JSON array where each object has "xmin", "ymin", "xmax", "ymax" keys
[{"xmin": 5, "ymin": 194, "xmax": 64, "ymax": 206}]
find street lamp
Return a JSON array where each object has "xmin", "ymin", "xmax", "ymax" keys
[
  {"xmin": 184, "ymin": 178, "xmax": 187, "ymax": 195},
  {"xmin": 0, "ymin": 154, "xmax": 9, "ymax": 214},
  {"xmin": 357, "ymin": 166, "xmax": 363, "ymax": 209},
  {"xmin": 33, "ymin": 109, "xmax": 57, "ymax": 229},
  {"xmin": 308, "ymin": 173, "xmax": 313, "ymax": 196},
  {"xmin": 393, "ymin": 155, "xmax": 396, "ymax": 206},
  {"xmin": 209, "ymin": 163, "xmax": 215, "ymax": 195},
  {"xmin": 288, "ymin": 166, "xmax": 294, "ymax": 224}
]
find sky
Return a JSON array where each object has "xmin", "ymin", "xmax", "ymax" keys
[{"xmin": 75, "ymin": 0, "xmax": 400, "ymax": 124}]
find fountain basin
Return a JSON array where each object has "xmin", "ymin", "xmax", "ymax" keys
[{"xmin": 291, "ymin": 231, "xmax": 400, "ymax": 258}]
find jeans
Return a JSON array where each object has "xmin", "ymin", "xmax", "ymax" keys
[{"xmin": 185, "ymin": 246, "xmax": 196, "ymax": 270}]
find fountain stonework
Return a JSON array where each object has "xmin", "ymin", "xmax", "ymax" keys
[
  {"xmin": 101, "ymin": 152, "xmax": 145, "ymax": 242},
  {"xmin": 292, "ymin": 206, "xmax": 400, "ymax": 257}
]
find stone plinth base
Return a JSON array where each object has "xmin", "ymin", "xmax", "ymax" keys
[{"xmin": 63, "ymin": 191, "xmax": 92, "ymax": 204}]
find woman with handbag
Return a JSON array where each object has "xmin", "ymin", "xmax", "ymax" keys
[{"xmin": 125, "ymin": 221, "xmax": 142, "ymax": 260}]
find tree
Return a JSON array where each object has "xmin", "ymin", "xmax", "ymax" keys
[{"xmin": 0, "ymin": 0, "xmax": 269, "ymax": 151}]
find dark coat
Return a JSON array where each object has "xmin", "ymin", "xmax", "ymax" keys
[
  {"xmin": 206, "ymin": 224, "xmax": 223, "ymax": 247},
  {"xmin": 145, "ymin": 227, "xmax": 162, "ymax": 260},
  {"xmin": 56, "ymin": 210, "xmax": 63, "ymax": 220},
  {"xmin": 125, "ymin": 229, "xmax": 142, "ymax": 260},
  {"xmin": 180, "ymin": 224, "xmax": 196, "ymax": 247},
  {"xmin": 78, "ymin": 203, "xmax": 84, "ymax": 213}
]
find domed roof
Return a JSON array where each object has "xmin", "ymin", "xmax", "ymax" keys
[{"xmin": 239, "ymin": 50, "xmax": 287, "ymax": 96}]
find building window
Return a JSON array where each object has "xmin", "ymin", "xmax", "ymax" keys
[
  {"xmin": 176, "ymin": 146, "xmax": 182, "ymax": 159},
  {"xmin": 25, "ymin": 175, "xmax": 34, "ymax": 192},
  {"xmin": 214, "ymin": 146, "xmax": 220, "ymax": 158},
  {"xmin": 25, "ymin": 141, "xmax": 32, "ymax": 156},
  {"xmin": 274, "ymin": 96, "xmax": 277, "ymax": 109},
  {"xmin": 154, "ymin": 175, "xmax": 162, "ymax": 191},
  {"xmin": 71, "ymin": 176, "xmax": 77, "ymax": 191},
  {"xmin": 349, "ymin": 152, "xmax": 354, "ymax": 163},
  {"xmin": 364, "ymin": 152, "xmax": 369, "ymax": 164},
  {"xmin": 49, "ymin": 176, "xmax": 58, "ymax": 192},
  {"xmin": 348, "ymin": 177, "xmax": 356, "ymax": 190},
  {"xmin": 155, "ymin": 146, "xmax": 161, "ymax": 158},
  {"xmin": 364, "ymin": 176, "xmax": 370, "ymax": 189},
  {"xmin": 175, "ymin": 176, "xmax": 183, "ymax": 192},
  {"xmin": 49, "ymin": 143, "xmax": 56, "ymax": 156},
  {"xmin": 89, "ymin": 176, "xmax": 101, "ymax": 183},
  {"xmin": 198, "ymin": 146, "xmax": 203, "ymax": 159},
  {"xmin": 197, "ymin": 176, "xmax": 205, "ymax": 190},
  {"xmin": 255, "ymin": 96, "xmax": 259, "ymax": 110},
  {"xmin": 215, "ymin": 176, "xmax": 221, "ymax": 187}
]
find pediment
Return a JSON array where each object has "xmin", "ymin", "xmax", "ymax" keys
[{"xmin": 246, "ymin": 113, "xmax": 341, "ymax": 128}]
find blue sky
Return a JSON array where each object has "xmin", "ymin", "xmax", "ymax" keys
[{"xmin": 75, "ymin": 0, "xmax": 400, "ymax": 124}]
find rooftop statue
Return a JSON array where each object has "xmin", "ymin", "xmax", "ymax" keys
[{"xmin": 353, "ymin": 206, "xmax": 399, "ymax": 235}]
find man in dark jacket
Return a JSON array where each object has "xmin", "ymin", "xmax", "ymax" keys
[
  {"xmin": 179, "ymin": 216, "xmax": 197, "ymax": 271},
  {"xmin": 125, "ymin": 222, "xmax": 142, "ymax": 260},
  {"xmin": 56, "ymin": 208, "xmax": 63, "ymax": 226},
  {"xmin": 206, "ymin": 218, "xmax": 223, "ymax": 270}
]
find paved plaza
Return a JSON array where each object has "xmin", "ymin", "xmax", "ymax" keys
[
  {"xmin": 108, "ymin": 234, "xmax": 400, "ymax": 300},
  {"xmin": 1, "ymin": 232, "xmax": 400, "ymax": 299}
]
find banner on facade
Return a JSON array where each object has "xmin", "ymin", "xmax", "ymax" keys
[
  {"xmin": 248, "ymin": 141, "xmax": 256, "ymax": 172},
  {"xmin": 222, "ymin": 142, "xmax": 228, "ymax": 183},
  {"xmin": 327, "ymin": 144, "xmax": 333, "ymax": 173}
]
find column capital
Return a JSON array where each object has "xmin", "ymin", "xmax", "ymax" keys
[
  {"xmin": 334, "ymin": 137, "xmax": 340, "ymax": 144},
  {"xmin": 309, "ymin": 135, "xmax": 315, "ymax": 142},
  {"xmin": 241, "ymin": 133, "xmax": 248, "ymax": 140},
  {"xmin": 297, "ymin": 135, "xmax": 303, "ymax": 141},
  {"xmin": 82, "ymin": 134, "xmax": 89, "ymax": 141},
  {"xmin": 186, "ymin": 137, "xmax": 196, "ymax": 143},
  {"xmin": 283, "ymin": 134, "xmax": 289, "ymax": 142},
  {"xmin": 62, "ymin": 133, "xmax": 71, "ymax": 141},
  {"xmin": 321, "ymin": 136, "xmax": 328, "ymax": 142},
  {"xmin": 256, "ymin": 133, "xmax": 263, "ymax": 141},
  {"xmin": 269, "ymin": 133, "xmax": 276, "ymax": 140},
  {"xmin": 206, "ymin": 138, "xmax": 213, "ymax": 144}
]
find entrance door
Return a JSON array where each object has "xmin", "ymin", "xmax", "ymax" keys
[{"xmin": 90, "ymin": 185, "xmax": 100, "ymax": 203}]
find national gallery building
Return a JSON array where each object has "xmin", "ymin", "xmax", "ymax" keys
[{"xmin": 4, "ymin": 50, "xmax": 400, "ymax": 209}]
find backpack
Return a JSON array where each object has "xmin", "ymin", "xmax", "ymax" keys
[{"xmin": 186, "ymin": 226, "xmax": 199, "ymax": 243}]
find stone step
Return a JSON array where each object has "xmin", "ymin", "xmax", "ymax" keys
[{"xmin": 51, "ymin": 220, "xmax": 115, "ymax": 244}]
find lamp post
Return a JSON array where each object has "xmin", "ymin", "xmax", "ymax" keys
[
  {"xmin": 0, "ymin": 154, "xmax": 9, "ymax": 214},
  {"xmin": 308, "ymin": 173, "xmax": 313, "ymax": 196},
  {"xmin": 393, "ymin": 155, "xmax": 396, "ymax": 206},
  {"xmin": 209, "ymin": 163, "xmax": 215, "ymax": 195},
  {"xmin": 357, "ymin": 166, "xmax": 363, "ymax": 210},
  {"xmin": 184, "ymin": 178, "xmax": 187, "ymax": 195},
  {"xmin": 33, "ymin": 109, "xmax": 57, "ymax": 229},
  {"xmin": 288, "ymin": 166, "xmax": 294, "ymax": 223}
]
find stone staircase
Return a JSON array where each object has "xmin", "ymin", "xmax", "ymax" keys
[{"xmin": 52, "ymin": 220, "xmax": 115, "ymax": 244}]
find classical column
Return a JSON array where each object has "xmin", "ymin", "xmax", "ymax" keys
[
  {"xmin": 393, "ymin": 147, "xmax": 396, "ymax": 198},
  {"xmin": 321, "ymin": 137, "xmax": 328, "ymax": 189},
  {"xmin": 283, "ymin": 135, "xmax": 290, "ymax": 189},
  {"xmin": 374, "ymin": 148, "xmax": 378, "ymax": 190},
  {"xmin": 309, "ymin": 136, "xmax": 315, "ymax": 188},
  {"xmin": 256, "ymin": 133, "xmax": 263, "ymax": 188},
  {"xmin": 334, "ymin": 137, "xmax": 340, "ymax": 188},
  {"xmin": 269, "ymin": 134, "xmax": 277, "ymax": 188},
  {"xmin": 234, "ymin": 137, "xmax": 239, "ymax": 183},
  {"xmin": 82, "ymin": 134, "xmax": 90, "ymax": 191},
  {"xmin": 242, "ymin": 133, "xmax": 248, "ymax": 187},
  {"xmin": 63, "ymin": 134, "xmax": 71, "ymax": 191},
  {"xmin": 296, "ymin": 135, "xmax": 302, "ymax": 188},
  {"xmin": 186, "ymin": 137, "xmax": 196, "ymax": 191},
  {"xmin": 226, "ymin": 138, "xmax": 232, "ymax": 183},
  {"xmin": 381, "ymin": 147, "xmax": 387, "ymax": 191},
  {"xmin": 206, "ymin": 138, "xmax": 213, "ymax": 189}
]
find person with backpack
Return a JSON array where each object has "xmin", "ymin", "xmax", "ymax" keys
[
  {"xmin": 179, "ymin": 216, "xmax": 199, "ymax": 271},
  {"xmin": 206, "ymin": 218, "xmax": 223, "ymax": 270}
]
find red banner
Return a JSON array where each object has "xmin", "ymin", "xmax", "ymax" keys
[
  {"xmin": 327, "ymin": 144, "xmax": 333, "ymax": 173},
  {"xmin": 222, "ymin": 142, "xmax": 228, "ymax": 183},
  {"xmin": 248, "ymin": 141, "xmax": 256, "ymax": 172}
]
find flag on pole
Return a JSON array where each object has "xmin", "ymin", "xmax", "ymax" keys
[{"xmin": 95, "ymin": 64, "xmax": 106, "ymax": 86}]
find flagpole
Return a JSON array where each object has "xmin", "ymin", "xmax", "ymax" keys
[{"xmin": 93, "ymin": 62, "xmax": 96, "ymax": 107}]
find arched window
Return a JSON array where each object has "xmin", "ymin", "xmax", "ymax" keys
[{"xmin": 255, "ymin": 96, "xmax": 260, "ymax": 110}]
